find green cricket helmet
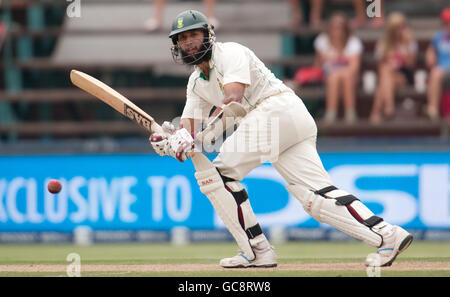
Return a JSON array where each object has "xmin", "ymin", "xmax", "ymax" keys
[{"xmin": 169, "ymin": 10, "xmax": 216, "ymax": 65}]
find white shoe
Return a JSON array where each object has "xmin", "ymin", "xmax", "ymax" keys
[
  {"xmin": 365, "ymin": 225, "xmax": 413, "ymax": 267},
  {"xmin": 220, "ymin": 245, "xmax": 277, "ymax": 268}
]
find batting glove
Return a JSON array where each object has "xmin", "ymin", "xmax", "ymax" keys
[
  {"xmin": 161, "ymin": 121, "xmax": 176, "ymax": 134},
  {"xmin": 149, "ymin": 121, "xmax": 176, "ymax": 157},
  {"xmin": 149, "ymin": 133, "xmax": 170, "ymax": 157},
  {"xmin": 167, "ymin": 128, "xmax": 195, "ymax": 162}
]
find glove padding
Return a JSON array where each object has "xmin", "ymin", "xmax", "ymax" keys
[
  {"xmin": 149, "ymin": 134, "xmax": 170, "ymax": 156},
  {"xmin": 150, "ymin": 126, "xmax": 195, "ymax": 162},
  {"xmin": 168, "ymin": 128, "xmax": 195, "ymax": 162},
  {"xmin": 149, "ymin": 121, "xmax": 175, "ymax": 157}
]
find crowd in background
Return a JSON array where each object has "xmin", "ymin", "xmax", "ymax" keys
[
  {"xmin": 290, "ymin": 2, "xmax": 450, "ymax": 124},
  {"xmin": 1, "ymin": 1, "xmax": 450, "ymax": 126},
  {"xmin": 144, "ymin": 0, "xmax": 219, "ymax": 31},
  {"xmin": 143, "ymin": 0, "xmax": 450, "ymax": 124}
]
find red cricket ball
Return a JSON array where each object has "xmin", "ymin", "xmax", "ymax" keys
[{"xmin": 47, "ymin": 179, "xmax": 62, "ymax": 194}]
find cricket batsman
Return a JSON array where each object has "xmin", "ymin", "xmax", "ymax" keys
[{"xmin": 150, "ymin": 10, "xmax": 413, "ymax": 268}]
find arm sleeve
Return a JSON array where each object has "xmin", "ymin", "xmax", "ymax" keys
[
  {"xmin": 181, "ymin": 77, "xmax": 213, "ymax": 121},
  {"xmin": 221, "ymin": 44, "xmax": 251, "ymax": 86}
]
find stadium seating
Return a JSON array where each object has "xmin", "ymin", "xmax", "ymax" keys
[{"xmin": 0, "ymin": 0, "xmax": 449, "ymax": 140}]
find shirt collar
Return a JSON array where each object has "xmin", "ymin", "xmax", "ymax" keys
[{"xmin": 199, "ymin": 69, "xmax": 210, "ymax": 81}]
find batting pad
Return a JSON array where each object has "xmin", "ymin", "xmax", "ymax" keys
[
  {"xmin": 286, "ymin": 184, "xmax": 383, "ymax": 247},
  {"xmin": 195, "ymin": 167, "xmax": 255, "ymax": 260}
]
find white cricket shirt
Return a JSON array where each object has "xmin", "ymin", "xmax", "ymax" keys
[{"xmin": 181, "ymin": 42, "xmax": 292, "ymax": 120}]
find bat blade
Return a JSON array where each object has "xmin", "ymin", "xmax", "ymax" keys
[
  {"xmin": 70, "ymin": 69, "xmax": 163, "ymax": 134},
  {"xmin": 69, "ymin": 70, "xmax": 213, "ymax": 171}
]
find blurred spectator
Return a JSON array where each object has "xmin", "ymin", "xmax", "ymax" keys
[
  {"xmin": 425, "ymin": 7, "xmax": 450, "ymax": 121},
  {"xmin": 287, "ymin": 0, "xmax": 324, "ymax": 29},
  {"xmin": 370, "ymin": 12, "xmax": 417, "ymax": 124},
  {"xmin": 350, "ymin": 0, "xmax": 385, "ymax": 29},
  {"xmin": 144, "ymin": 0, "xmax": 219, "ymax": 32},
  {"xmin": 0, "ymin": 21, "xmax": 6, "ymax": 50},
  {"xmin": 291, "ymin": 65, "xmax": 324, "ymax": 88},
  {"xmin": 314, "ymin": 12, "xmax": 362, "ymax": 123}
]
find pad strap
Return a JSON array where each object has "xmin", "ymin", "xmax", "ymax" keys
[
  {"xmin": 217, "ymin": 169, "xmax": 262, "ymax": 240},
  {"xmin": 218, "ymin": 171, "xmax": 235, "ymax": 184},
  {"xmin": 314, "ymin": 186, "xmax": 337, "ymax": 196},
  {"xmin": 245, "ymin": 224, "xmax": 263, "ymax": 239},
  {"xmin": 363, "ymin": 216, "xmax": 384, "ymax": 228},
  {"xmin": 335, "ymin": 194, "xmax": 359, "ymax": 206},
  {"xmin": 315, "ymin": 186, "xmax": 384, "ymax": 229},
  {"xmin": 233, "ymin": 190, "xmax": 249, "ymax": 205},
  {"xmin": 217, "ymin": 170, "xmax": 248, "ymax": 205}
]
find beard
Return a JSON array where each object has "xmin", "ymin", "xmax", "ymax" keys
[{"xmin": 180, "ymin": 40, "xmax": 212, "ymax": 65}]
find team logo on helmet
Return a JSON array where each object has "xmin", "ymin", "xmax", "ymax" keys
[{"xmin": 177, "ymin": 17, "xmax": 184, "ymax": 28}]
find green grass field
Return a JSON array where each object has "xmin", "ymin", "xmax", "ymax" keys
[{"xmin": 0, "ymin": 241, "xmax": 449, "ymax": 277}]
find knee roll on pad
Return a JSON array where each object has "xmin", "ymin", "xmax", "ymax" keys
[{"xmin": 286, "ymin": 184, "xmax": 383, "ymax": 247}]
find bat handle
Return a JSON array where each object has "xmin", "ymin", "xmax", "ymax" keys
[
  {"xmin": 150, "ymin": 122, "xmax": 164, "ymax": 134},
  {"xmin": 188, "ymin": 151, "xmax": 212, "ymax": 171},
  {"xmin": 150, "ymin": 122, "xmax": 172, "ymax": 138}
]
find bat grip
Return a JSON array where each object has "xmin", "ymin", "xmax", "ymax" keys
[{"xmin": 150, "ymin": 122, "xmax": 166, "ymax": 136}]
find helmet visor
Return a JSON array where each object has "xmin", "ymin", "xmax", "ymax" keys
[{"xmin": 171, "ymin": 30, "xmax": 214, "ymax": 65}]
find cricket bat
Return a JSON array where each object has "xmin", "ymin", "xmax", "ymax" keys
[{"xmin": 69, "ymin": 69, "xmax": 212, "ymax": 171}]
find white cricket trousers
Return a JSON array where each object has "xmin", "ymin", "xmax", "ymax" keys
[{"xmin": 213, "ymin": 91, "xmax": 333, "ymax": 191}]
